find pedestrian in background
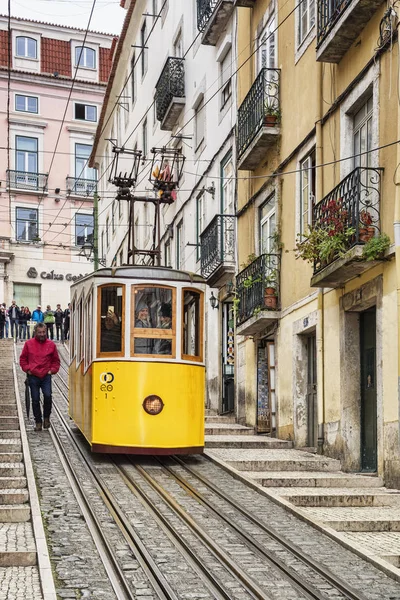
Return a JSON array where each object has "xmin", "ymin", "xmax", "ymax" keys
[
  {"xmin": 2, "ymin": 304, "xmax": 9, "ymax": 338},
  {"xmin": 8, "ymin": 300, "xmax": 20, "ymax": 340},
  {"xmin": 19, "ymin": 307, "xmax": 31, "ymax": 341},
  {"xmin": 0, "ymin": 306, "xmax": 6, "ymax": 339},
  {"xmin": 43, "ymin": 305, "xmax": 55, "ymax": 340},
  {"xmin": 54, "ymin": 304, "xmax": 64, "ymax": 341},
  {"xmin": 19, "ymin": 322, "xmax": 60, "ymax": 431},
  {"xmin": 31, "ymin": 305, "xmax": 44, "ymax": 324},
  {"xmin": 63, "ymin": 303, "xmax": 71, "ymax": 340}
]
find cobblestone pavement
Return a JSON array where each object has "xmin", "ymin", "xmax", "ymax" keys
[{"xmin": 0, "ymin": 566, "xmax": 42, "ymax": 599}]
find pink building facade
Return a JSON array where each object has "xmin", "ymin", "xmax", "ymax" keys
[{"xmin": 0, "ymin": 15, "xmax": 115, "ymax": 309}]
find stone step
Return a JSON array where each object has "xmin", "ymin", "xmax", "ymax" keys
[
  {"xmin": 0, "ymin": 524, "xmax": 36, "ymax": 566},
  {"xmin": 213, "ymin": 449, "xmax": 341, "ymax": 472},
  {"xmin": 0, "ymin": 489, "xmax": 29, "ymax": 505},
  {"xmin": 0, "ymin": 477, "xmax": 26, "ymax": 489},
  {"xmin": 205, "ymin": 435, "xmax": 293, "ymax": 449},
  {"xmin": 0, "ymin": 431, "xmax": 21, "ymax": 439},
  {"xmin": 205, "ymin": 424, "xmax": 255, "ymax": 436},
  {"xmin": 299, "ymin": 506, "xmax": 400, "ymax": 532},
  {"xmin": 0, "ymin": 406, "xmax": 17, "ymax": 417},
  {"xmin": 238, "ymin": 471, "xmax": 384, "ymax": 487},
  {"xmin": 0, "ymin": 440, "xmax": 22, "ymax": 453},
  {"xmin": 0, "ymin": 505, "xmax": 30, "ymax": 523},
  {"xmin": 285, "ymin": 491, "xmax": 400, "ymax": 508},
  {"xmin": 0, "ymin": 464, "xmax": 25, "ymax": 478},
  {"xmin": 0, "ymin": 418, "xmax": 19, "ymax": 430},
  {"xmin": 205, "ymin": 415, "xmax": 237, "ymax": 424},
  {"xmin": 0, "ymin": 453, "xmax": 23, "ymax": 463}
]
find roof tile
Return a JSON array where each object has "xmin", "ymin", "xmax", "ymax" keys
[
  {"xmin": 0, "ymin": 30, "xmax": 9, "ymax": 68},
  {"xmin": 41, "ymin": 38, "xmax": 71, "ymax": 77},
  {"xmin": 99, "ymin": 46, "xmax": 112, "ymax": 83}
]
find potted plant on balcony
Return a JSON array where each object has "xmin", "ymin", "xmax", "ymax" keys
[
  {"xmin": 264, "ymin": 270, "xmax": 278, "ymax": 309},
  {"xmin": 264, "ymin": 105, "xmax": 281, "ymax": 127},
  {"xmin": 358, "ymin": 209, "xmax": 375, "ymax": 242}
]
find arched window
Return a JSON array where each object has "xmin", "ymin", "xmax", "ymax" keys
[
  {"xmin": 16, "ymin": 37, "xmax": 37, "ymax": 59},
  {"xmin": 75, "ymin": 46, "xmax": 96, "ymax": 69}
]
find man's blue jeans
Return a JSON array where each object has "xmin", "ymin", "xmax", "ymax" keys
[{"xmin": 28, "ymin": 374, "xmax": 52, "ymax": 423}]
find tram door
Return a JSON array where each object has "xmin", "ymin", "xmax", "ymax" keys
[
  {"xmin": 360, "ymin": 308, "xmax": 377, "ymax": 472},
  {"xmin": 221, "ymin": 302, "xmax": 234, "ymax": 413}
]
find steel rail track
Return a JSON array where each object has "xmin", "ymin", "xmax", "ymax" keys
[
  {"xmin": 51, "ymin": 376, "xmax": 179, "ymax": 600},
  {"xmin": 163, "ymin": 456, "xmax": 370, "ymax": 600}
]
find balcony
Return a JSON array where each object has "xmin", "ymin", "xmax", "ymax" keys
[
  {"xmin": 197, "ymin": 0, "xmax": 255, "ymax": 46},
  {"xmin": 236, "ymin": 253, "xmax": 280, "ymax": 336},
  {"xmin": 310, "ymin": 167, "xmax": 384, "ymax": 288},
  {"xmin": 237, "ymin": 68, "xmax": 280, "ymax": 171},
  {"xmin": 316, "ymin": 0, "xmax": 383, "ymax": 63},
  {"xmin": 66, "ymin": 176, "xmax": 97, "ymax": 197},
  {"xmin": 7, "ymin": 169, "xmax": 48, "ymax": 192},
  {"xmin": 200, "ymin": 214, "xmax": 235, "ymax": 286},
  {"xmin": 155, "ymin": 57, "xmax": 185, "ymax": 131}
]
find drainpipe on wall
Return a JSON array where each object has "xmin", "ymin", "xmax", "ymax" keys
[
  {"xmin": 393, "ymin": 89, "xmax": 400, "ymax": 438},
  {"xmin": 315, "ymin": 61, "xmax": 326, "ymax": 452}
]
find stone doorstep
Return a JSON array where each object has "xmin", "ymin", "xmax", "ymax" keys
[
  {"xmin": 0, "ymin": 464, "xmax": 25, "ymax": 477},
  {"xmin": 0, "ymin": 489, "xmax": 29, "ymax": 505},
  {"xmin": 205, "ymin": 435, "xmax": 292, "ymax": 449},
  {"xmin": 381, "ymin": 555, "xmax": 400, "ymax": 568},
  {"xmin": 0, "ymin": 523, "xmax": 36, "ymax": 567},
  {"xmin": 226, "ymin": 458, "xmax": 341, "ymax": 472},
  {"xmin": 0, "ymin": 477, "xmax": 26, "ymax": 489},
  {"xmin": 328, "ymin": 520, "xmax": 400, "ymax": 532},
  {"xmin": 237, "ymin": 471, "xmax": 384, "ymax": 488},
  {"xmin": 205, "ymin": 425, "xmax": 255, "ymax": 436},
  {"xmin": 205, "ymin": 415, "xmax": 237, "ymax": 424},
  {"xmin": 0, "ymin": 505, "xmax": 30, "ymax": 523}
]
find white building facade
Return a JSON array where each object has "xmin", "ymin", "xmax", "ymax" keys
[{"xmin": 91, "ymin": 0, "xmax": 251, "ymax": 413}]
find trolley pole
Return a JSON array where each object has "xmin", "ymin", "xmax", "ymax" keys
[{"xmin": 93, "ymin": 191, "xmax": 99, "ymax": 270}]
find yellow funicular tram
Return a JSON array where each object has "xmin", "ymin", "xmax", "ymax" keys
[{"xmin": 69, "ymin": 266, "xmax": 206, "ymax": 454}]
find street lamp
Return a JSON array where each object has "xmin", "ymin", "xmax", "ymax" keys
[
  {"xmin": 80, "ymin": 240, "xmax": 106, "ymax": 267},
  {"xmin": 209, "ymin": 291, "xmax": 219, "ymax": 310}
]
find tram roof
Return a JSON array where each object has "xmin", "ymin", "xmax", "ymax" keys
[{"xmin": 70, "ymin": 266, "xmax": 206, "ymax": 288}]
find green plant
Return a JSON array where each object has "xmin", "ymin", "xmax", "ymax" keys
[
  {"xmin": 362, "ymin": 233, "xmax": 390, "ymax": 261},
  {"xmin": 265, "ymin": 105, "xmax": 281, "ymax": 119},
  {"xmin": 296, "ymin": 225, "xmax": 356, "ymax": 265},
  {"xmin": 240, "ymin": 253, "xmax": 258, "ymax": 270}
]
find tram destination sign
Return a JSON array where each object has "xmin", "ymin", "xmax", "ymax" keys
[{"xmin": 27, "ymin": 267, "xmax": 88, "ymax": 282}]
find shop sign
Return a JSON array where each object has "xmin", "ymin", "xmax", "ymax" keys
[{"xmin": 27, "ymin": 267, "xmax": 88, "ymax": 282}]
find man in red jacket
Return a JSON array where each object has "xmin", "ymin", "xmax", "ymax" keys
[{"xmin": 19, "ymin": 322, "xmax": 60, "ymax": 431}]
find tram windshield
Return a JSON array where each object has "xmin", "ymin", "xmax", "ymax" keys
[
  {"xmin": 99, "ymin": 285, "xmax": 124, "ymax": 353},
  {"xmin": 132, "ymin": 286, "xmax": 174, "ymax": 356}
]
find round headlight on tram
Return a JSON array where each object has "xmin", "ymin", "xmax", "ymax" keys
[{"xmin": 142, "ymin": 395, "xmax": 164, "ymax": 415}]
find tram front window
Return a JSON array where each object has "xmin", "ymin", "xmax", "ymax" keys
[
  {"xmin": 100, "ymin": 286, "xmax": 123, "ymax": 353},
  {"xmin": 132, "ymin": 286, "xmax": 174, "ymax": 357}
]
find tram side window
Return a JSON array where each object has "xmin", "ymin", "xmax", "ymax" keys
[
  {"xmin": 132, "ymin": 286, "xmax": 174, "ymax": 356},
  {"xmin": 99, "ymin": 286, "xmax": 123, "ymax": 353},
  {"xmin": 183, "ymin": 290, "xmax": 202, "ymax": 359}
]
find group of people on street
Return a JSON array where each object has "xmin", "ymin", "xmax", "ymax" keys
[{"xmin": 0, "ymin": 301, "xmax": 71, "ymax": 341}]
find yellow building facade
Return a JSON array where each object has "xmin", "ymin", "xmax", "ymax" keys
[{"xmin": 236, "ymin": 0, "xmax": 399, "ymax": 484}]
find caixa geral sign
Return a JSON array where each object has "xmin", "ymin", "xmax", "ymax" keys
[{"xmin": 27, "ymin": 267, "xmax": 88, "ymax": 282}]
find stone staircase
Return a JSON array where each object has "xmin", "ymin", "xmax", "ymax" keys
[
  {"xmin": 205, "ymin": 413, "xmax": 400, "ymax": 575},
  {"xmin": 0, "ymin": 340, "xmax": 35, "ymax": 567}
]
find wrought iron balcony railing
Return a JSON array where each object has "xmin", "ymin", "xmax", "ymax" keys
[
  {"xmin": 313, "ymin": 166, "xmax": 383, "ymax": 273},
  {"xmin": 66, "ymin": 177, "xmax": 97, "ymax": 197},
  {"xmin": 155, "ymin": 57, "xmax": 185, "ymax": 125},
  {"xmin": 237, "ymin": 68, "xmax": 280, "ymax": 159},
  {"xmin": 317, "ymin": 0, "xmax": 352, "ymax": 46},
  {"xmin": 7, "ymin": 169, "xmax": 48, "ymax": 191},
  {"xmin": 200, "ymin": 214, "xmax": 235, "ymax": 280},
  {"xmin": 236, "ymin": 253, "xmax": 280, "ymax": 325},
  {"xmin": 197, "ymin": 0, "xmax": 219, "ymax": 32}
]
